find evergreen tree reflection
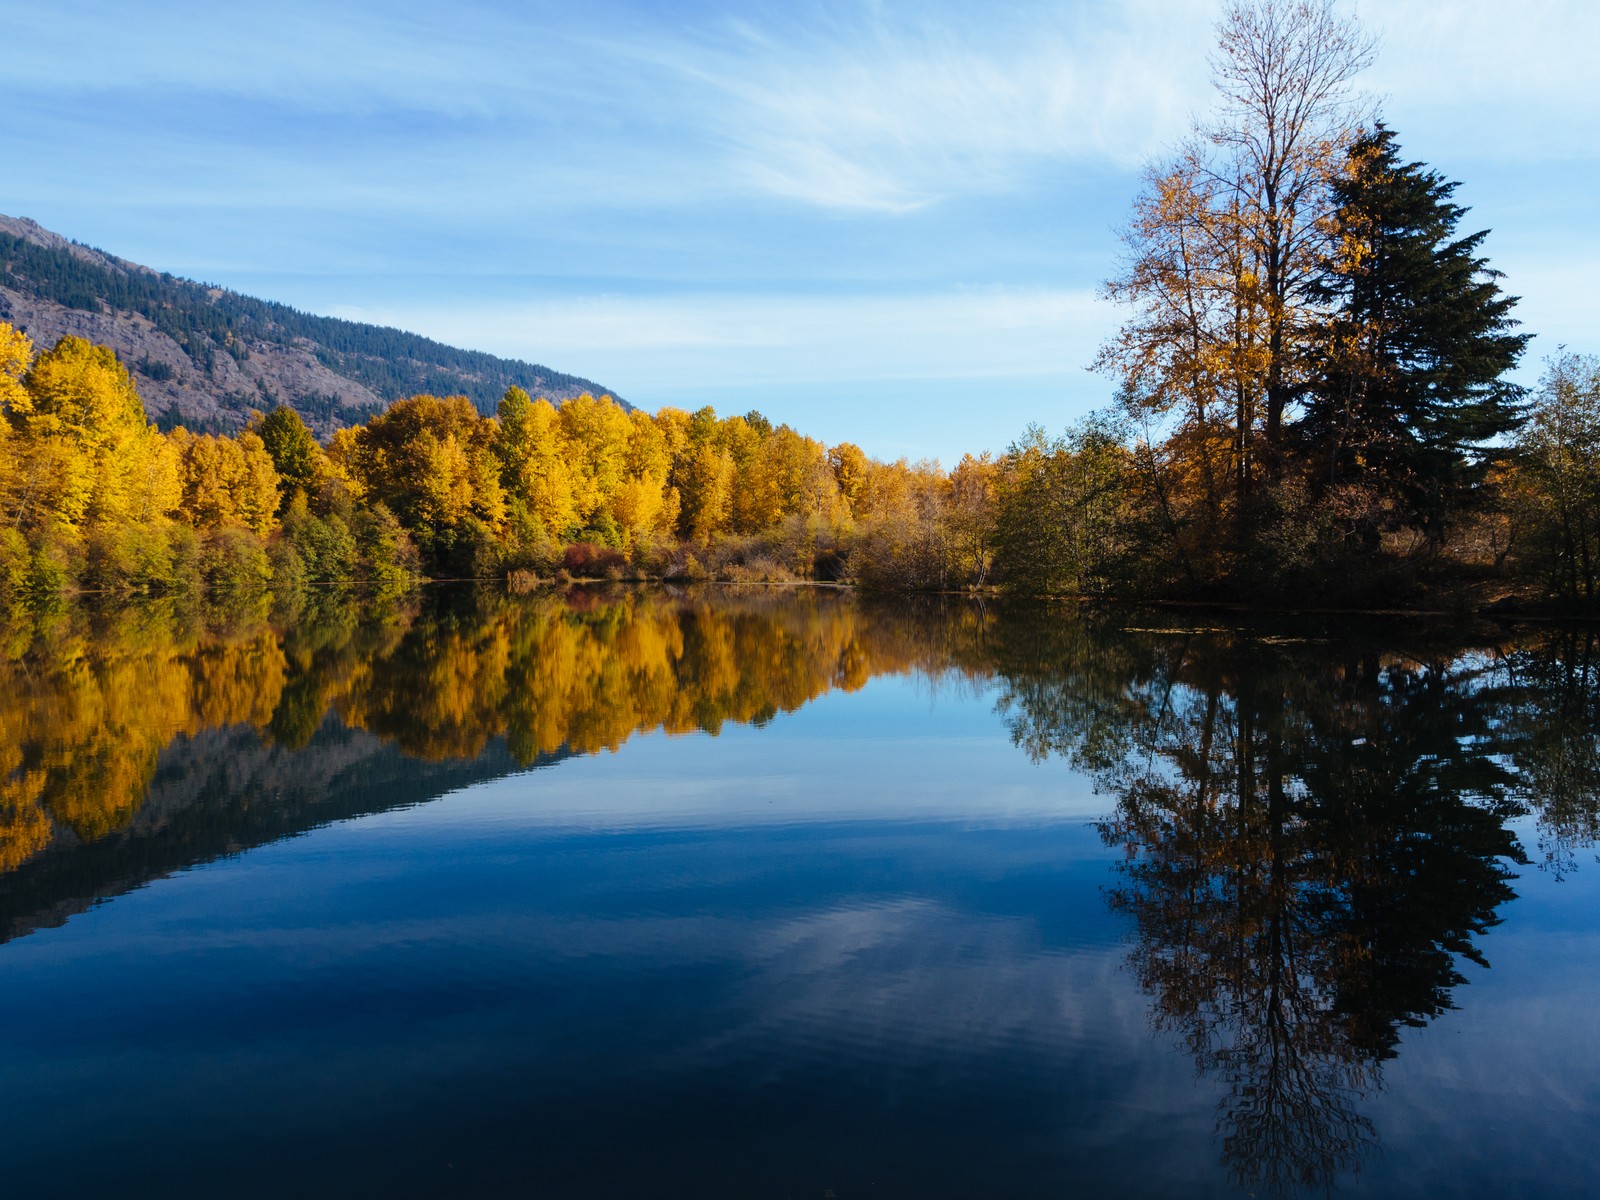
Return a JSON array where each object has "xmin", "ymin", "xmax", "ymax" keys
[
  {"xmin": 2, "ymin": 590, "xmax": 1598, "ymax": 1199},
  {"xmin": 1003, "ymin": 628, "xmax": 1527, "ymax": 1195}
]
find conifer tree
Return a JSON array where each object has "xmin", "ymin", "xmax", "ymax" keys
[
  {"xmin": 1306, "ymin": 124, "xmax": 1529, "ymax": 544},
  {"xmin": 254, "ymin": 405, "xmax": 321, "ymax": 510}
]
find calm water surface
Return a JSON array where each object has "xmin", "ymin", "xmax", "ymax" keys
[{"xmin": 1, "ymin": 586, "xmax": 1596, "ymax": 1197}]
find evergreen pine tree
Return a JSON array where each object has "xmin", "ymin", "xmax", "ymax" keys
[
  {"xmin": 1306, "ymin": 124, "xmax": 1529, "ymax": 545},
  {"xmin": 254, "ymin": 404, "xmax": 320, "ymax": 510}
]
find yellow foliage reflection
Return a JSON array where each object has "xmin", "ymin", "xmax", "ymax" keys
[
  {"xmin": 0, "ymin": 605, "xmax": 288, "ymax": 857},
  {"xmin": 333, "ymin": 589, "xmax": 964, "ymax": 762},
  {"xmin": 0, "ymin": 588, "xmax": 989, "ymax": 873}
]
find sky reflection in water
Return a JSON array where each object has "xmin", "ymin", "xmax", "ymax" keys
[{"xmin": 0, "ymin": 587, "xmax": 1596, "ymax": 1198}]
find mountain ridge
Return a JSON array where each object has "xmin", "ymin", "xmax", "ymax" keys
[{"xmin": 0, "ymin": 214, "xmax": 622, "ymax": 434}]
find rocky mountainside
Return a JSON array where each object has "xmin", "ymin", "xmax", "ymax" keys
[{"xmin": 0, "ymin": 214, "xmax": 620, "ymax": 434}]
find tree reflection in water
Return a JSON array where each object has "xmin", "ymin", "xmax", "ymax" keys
[
  {"xmin": 0, "ymin": 585, "xmax": 993, "ymax": 871},
  {"xmin": 999, "ymin": 624, "xmax": 1549, "ymax": 1195},
  {"xmin": 1490, "ymin": 629, "xmax": 1600, "ymax": 879},
  {"xmin": 1, "ymin": 589, "xmax": 1597, "ymax": 1194}
]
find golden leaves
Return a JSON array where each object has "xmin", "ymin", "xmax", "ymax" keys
[
  {"xmin": 171, "ymin": 428, "xmax": 280, "ymax": 534},
  {"xmin": 0, "ymin": 322, "xmax": 31, "ymax": 416},
  {"xmin": 0, "ymin": 613, "xmax": 289, "ymax": 867}
]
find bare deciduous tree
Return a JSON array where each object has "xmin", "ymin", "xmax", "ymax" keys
[{"xmin": 1098, "ymin": 0, "xmax": 1375, "ymax": 545}]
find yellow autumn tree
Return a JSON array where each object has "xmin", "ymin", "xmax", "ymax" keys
[
  {"xmin": 0, "ymin": 322, "xmax": 29, "ymax": 414},
  {"xmin": 0, "ymin": 323, "xmax": 33, "ymax": 538},
  {"xmin": 948, "ymin": 452, "xmax": 1000, "ymax": 585},
  {"xmin": 496, "ymin": 387, "xmax": 578, "ymax": 539},
  {"xmin": 1097, "ymin": 0, "xmax": 1374, "ymax": 565},
  {"xmin": 556, "ymin": 392, "xmax": 634, "ymax": 536},
  {"xmin": 740, "ymin": 425, "xmax": 840, "ymax": 530},
  {"xmin": 676, "ymin": 440, "xmax": 735, "ymax": 542},
  {"xmin": 828, "ymin": 442, "xmax": 870, "ymax": 520},
  {"xmin": 7, "ymin": 335, "xmax": 173, "ymax": 530},
  {"xmin": 347, "ymin": 394, "xmax": 506, "ymax": 564},
  {"xmin": 609, "ymin": 408, "xmax": 678, "ymax": 544},
  {"xmin": 171, "ymin": 428, "xmax": 281, "ymax": 535},
  {"xmin": 324, "ymin": 425, "xmax": 368, "ymax": 501},
  {"xmin": 652, "ymin": 407, "xmax": 691, "ymax": 466}
]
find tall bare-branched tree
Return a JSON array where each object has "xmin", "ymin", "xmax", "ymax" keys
[{"xmin": 1097, "ymin": 0, "xmax": 1375, "ymax": 554}]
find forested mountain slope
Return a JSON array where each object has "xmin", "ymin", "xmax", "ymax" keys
[
  {"xmin": 0, "ymin": 214, "xmax": 619, "ymax": 434},
  {"xmin": 0, "ymin": 718, "xmax": 558, "ymax": 947}
]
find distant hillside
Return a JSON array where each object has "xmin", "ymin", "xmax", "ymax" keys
[
  {"xmin": 0, "ymin": 214, "xmax": 621, "ymax": 434},
  {"xmin": 0, "ymin": 718, "xmax": 566, "ymax": 947}
]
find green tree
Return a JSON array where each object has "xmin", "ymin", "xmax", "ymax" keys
[
  {"xmin": 993, "ymin": 419, "xmax": 1131, "ymax": 595},
  {"xmin": 254, "ymin": 406, "xmax": 322, "ymax": 511},
  {"xmin": 1306, "ymin": 125, "xmax": 1529, "ymax": 545},
  {"xmin": 1511, "ymin": 352, "xmax": 1600, "ymax": 601}
]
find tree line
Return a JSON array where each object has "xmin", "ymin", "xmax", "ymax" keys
[
  {"xmin": 0, "ymin": 317, "xmax": 990, "ymax": 601},
  {"xmin": 1064, "ymin": 0, "xmax": 1597, "ymax": 607},
  {"xmin": 0, "ymin": 302, "xmax": 1594, "ymax": 609}
]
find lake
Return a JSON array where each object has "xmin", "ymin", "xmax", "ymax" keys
[{"xmin": 1, "ymin": 585, "xmax": 1596, "ymax": 1198}]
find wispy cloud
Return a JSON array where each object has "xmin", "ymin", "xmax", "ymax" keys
[
  {"xmin": 14, "ymin": 0, "xmax": 1599, "ymax": 217},
  {"xmin": 635, "ymin": 0, "xmax": 1216, "ymax": 211},
  {"xmin": 14, "ymin": 0, "xmax": 1217, "ymax": 215},
  {"xmin": 334, "ymin": 285, "xmax": 1106, "ymax": 386}
]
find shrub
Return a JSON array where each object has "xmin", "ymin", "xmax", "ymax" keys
[
  {"xmin": 721, "ymin": 556, "xmax": 793, "ymax": 584},
  {"xmin": 660, "ymin": 551, "xmax": 709, "ymax": 582},
  {"xmin": 281, "ymin": 495, "xmax": 359, "ymax": 582},
  {"xmin": 0, "ymin": 528, "xmax": 29, "ymax": 600},
  {"xmin": 200, "ymin": 527, "xmax": 273, "ymax": 593},
  {"xmin": 578, "ymin": 511, "xmax": 622, "ymax": 549},
  {"xmin": 500, "ymin": 505, "xmax": 562, "ymax": 577},
  {"xmin": 165, "ymin": 525, "xmax": 202, "ymax": 595},
  {"xmin": 507, "ymin": 568, "xmax": 544, "ymax": 594},
  {"xmin": 268, "ymin": 536, "xmax": 309, "ymax": 593},
  {"xmin": 82, "ymin": 523, "xmax": 183, "ymax": 594},
  {"xmin": 26, "ymin": 527, "xmax": 79, "ymax": 601},
  {"xmin": 847, "ymin": 516, "xmax": 951, "ymax": 591},
  {"xmin": 354, "ymin": 504, "xmax": 422, "ymax": 593},
  {"xmin": 631, "ymin": 542, "xmax": 676, "ymax": 580},
  {"xmin": 562, "ymin": 542, "xmax": 626, "ymax": 577}
]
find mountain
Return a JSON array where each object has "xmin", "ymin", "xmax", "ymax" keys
[
  {"xmin": 0, "ymin": 716, "xmax": 571, "ymax": 948},
  {"xmin": 0, "ymin": 214, "xmax": 621, "ymax": 434}
]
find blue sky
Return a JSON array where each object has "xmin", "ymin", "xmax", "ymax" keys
[{"xmin": 5, "ymin": 0, "xmax": 1598, "ymax": 464}]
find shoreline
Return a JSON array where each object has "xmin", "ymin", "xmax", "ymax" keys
[{"xmin": 7, "ymin": 571, "xmax": 1596, "ymax": 627}]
